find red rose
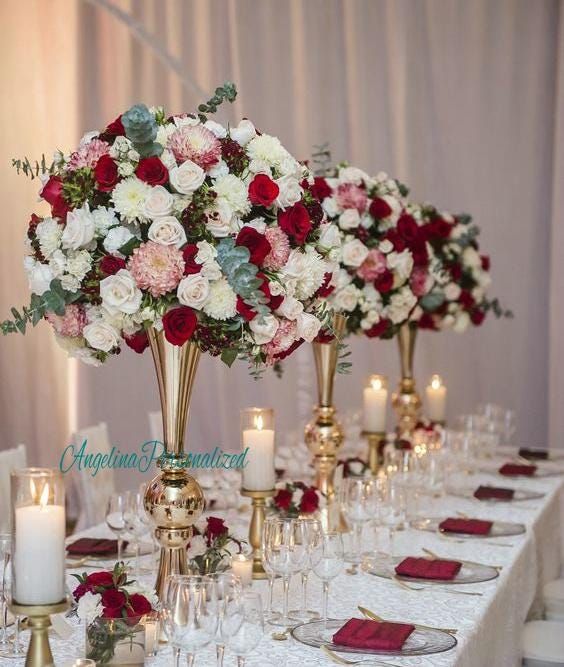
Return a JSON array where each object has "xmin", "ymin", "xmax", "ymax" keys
[
  {"xmin": 127, "ymin": 593, "xmax": 152, "ymax": 618},
  {"xmin": 418, "ymin": 313, "xmax": 437, "ymax": 330},
  {"xmin": 314, "ymin": 329, "xmax": 335, "ymax": 344},
  {"xmin": 384, "ymin": 229, "xmax": 406, "ymax": 252},
  {"xmin": 410, "ymin": 240, "xmax": 429, "ymax": 267},
  {"xmin": 471, "ymin": 309, "xmax": 486, "ymax": 326},
  {"xmin": 94, "ymin": 155, "xmax": 120, "ymax": 192},
  {"xmin": 40, "ymin": 176, "xmax": 70, "ymax": 219},
  {"xmin": 450, "ymin": 263, "xmax": 462, "ymax": 281},
  {"xmin": 236, "ymin": 297, "xmax": 257, "ymax": 322},
  {"xmin": 73, "ymin": 583, "xmax": 88, "ymax": 601},
  {"xmin": 374, "ymin": 269, "xmax": 394, "ymax": 293},
  {"xmin": 427, "ymin": 217, "xmax": 452, "ymax": 240},
  {"xmin": 273, "ymin": 488, "xmax": 293, "ymax": 511},
  {"xmin": 397, "ymin": 214, "xmax": 419, "ymax": 242},
  {"xmin": 102, "ymin": 588, "xmax": 126, "ymax": 612},
  {"xmin": 135, "ymin": 157, "xmax": 168, "ymax": 186},
  {"xmin": 365, "ymin": 319, "xmax": 390, "ymax": 338},
  {"xmin": 299, "ymin": 487, "xmax": 319, "ymax": 514},
  {"xmin": 459, "ymin": 290, "xmax": 475, "ymax": 309},
  {"xmin": 481, "ymin": 255, "xmax": 490, "ymax": 271},
  {"xmin": 310, "ymin": 177, "xmax": 332, "ymax": 202},
  {"xmin": 315, "ymin": 272, "xmax": 335, "ymax": 298},
  {"xmin": 235, "ymin": 227, "xmax": 272, "ymax": 266},
  {"xmin": 106, "ymin": 115, "xmax": 125, "ymax": 137},
  {"xmin": 100, "ymin": 255, "xmax": 126, "ymax": 275},
  {"xmin": 278, "ymin": 203, "xmax": 312, "ymax": 245},
  {"xmin": 124, "ymin": 330, "xmax": 149, "ymax": 354},
  {"xmin": 162, "ymin": 307, "xmax": 198, "ymax": 346},
  {"xmin": 248, "ymin": 174, "xmax": 279, "ymax": 207},
  {"xmin": 85, "ymin": 571, "xmax": 114, "ymax": 588},
  {"xmin": 182, "ymin": 244, "xmax": 202, "ymax": 275},
  {"xmin": 205, "ymin": 517, "xmax": 228, "ymax": 546},
  {"xmin": 369, "ymin": 197, "xmax": 392, "ymax": 220}
]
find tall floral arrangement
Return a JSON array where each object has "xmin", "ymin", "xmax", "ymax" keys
[{"xmin": 2, "ymin": 83, "xmax": 339, "ymax": 369}]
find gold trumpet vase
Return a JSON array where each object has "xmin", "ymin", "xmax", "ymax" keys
[
  {"xmin": 143, "ymin": 328, "xmax": 205, "ymax": 601},
  {"xmin": 304, "ymin": 313, "xmax": 347, "ymax": 498},
  {"xmin": 391, "ymin": 322, "xmax": 422, "ymax": 438}
]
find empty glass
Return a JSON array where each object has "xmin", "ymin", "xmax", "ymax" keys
[
  {"xmin": 0, "ymin": 546, "xmax": 24, "ymax": 659},
  {"xmin": 221, "ymin": 590, "xmax": 264, "ymax": 667},
  {"xmin": 289, "ymin": 518, "xmax": 322, "ymax": 622},
  {"xmin": 105, "ymin": 491, "xmax": 129, "ymax": 564},
  {"xmin": 342, "ymin": 478, "xmax": 375, "ymax": 564},
  {"xmin": 379, "ymin": 476, "xmax": 406, "ymax": 558},
  {"xmin": 208, "ymin": 572, "xmax": 243, "ymax": 667},
  {"xmin": 123, "ymin": 489, "xmax": 147, "ymax": 577},
  {"xmin": 0, "ymin": 534, "xmax": 10, "ymax": 651},
  {"xmin": 310, "ymin": 532, "xmax": 344, "ymax": 625}
]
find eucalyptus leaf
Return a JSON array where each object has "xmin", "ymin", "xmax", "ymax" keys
[{"xmin": 420, "ymin": 291, "xmax": 446, "ymax": 312}]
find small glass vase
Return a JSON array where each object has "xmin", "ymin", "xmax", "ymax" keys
[{"xmin": 85, "ymin": 617, "xmax": 145, "ymax": 665}]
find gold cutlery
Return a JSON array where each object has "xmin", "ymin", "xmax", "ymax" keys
[
  {"xmin": 438, "ymin": 534, "xmax": 515, "ymax": 548},
  {"xmin": 357, "ymin": 605, "xmax": 457, "ymax": 635},
  {"xmin": 422, "ymin": 547, "xmax": 503, "ymax": 571},
  {"xmin": 321, "ymin": 645, "xmax": 402, "ymax": 666},
  {"xmin": 271, "ymin": 628, "xmax": 291, "ymax": 641},
  {"xmin": 391, "ymin": 574, "xmax": 483, "ymax": 596}
]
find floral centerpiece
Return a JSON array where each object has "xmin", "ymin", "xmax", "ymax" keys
[
  {"xmin": 271, "ymin": 481, "xmax": 321, "ymax": 517},
  {"xmin": 187, "ymin": 516, "xmax": 244, "ymax": 574},
  {"xmin": 73, "ymin": 563, "xmax": 156, "ymax": 665}
]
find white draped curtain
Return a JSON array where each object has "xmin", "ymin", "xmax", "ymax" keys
[{"xmin": 1, "ymin": 0, "xmax": 562, "ymax": 484}]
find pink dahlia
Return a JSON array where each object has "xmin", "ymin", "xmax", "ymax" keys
[
  {"xmin": 128, "ymin": 241, "xmax": 185, "ymax": 297},
  {"xmin": 263, "ymin": 227, "xmax": 291, "ymax": 270},
  {"xmin": 410, "ymin": 266, "xmax": 432, "ymax": 297},
  {"xmin": 67, "ymin": 138, "xmax": 110, "ymax": 170},
  {"xmin": 357, "ymin": 249, "xmax": 387, "ymax": 281},
  {"xmin": 46, "ymin": 304, "xmax": 86, "ymax": 337},
  {"xmin": 168, "ymin": 125, "xmax": 221, "ymax": 171},
  {"xmin": 336, "ymin": 183, "xmax": 367, "ymax": 213},
  {"xmin": 264, "ymin": 319, "xmax": 297, "ymax": 365}
]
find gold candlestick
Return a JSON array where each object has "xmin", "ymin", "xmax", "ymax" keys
[
  {"xmin": 361, "ymin": 430, "xmax": 386, "ymax": 475},
  {"xmin": 240, "ymin": 488, "xmax": 274, "ymax": 579},
  {"xmin": 392, "ymin": 322, "xmax": 422, "ymax": 437},
  {"xmin": 11, "ymin": 600, "xmax": 69, "ymax": 667}
]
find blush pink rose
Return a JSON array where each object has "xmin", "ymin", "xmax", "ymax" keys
[
  {"xmin": 336, "ymin": 183, "xmax": 368, "ymax": 213},
  {"xmin": 356, "ymin": 249, "xmax": 387, "ymax": 281},
  {"xmin": 410, "ymin": 266, "xmax": 432, "ymax": 297}
]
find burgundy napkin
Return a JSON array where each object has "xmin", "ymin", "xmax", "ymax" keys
[
  {"xmin": 66, "ymin": 538, "xmax": 127, "ymax": 556},
  {"xmin": 332, "ymin": 618, "xmax": 415, "ymax": 651},
  {"xmin": 518, "ymin": 448, "xmax": 549, "ymax": 461},
  {"xmin": 499, "ymin": 463, "xmax": 537, "ymax": 477},
  {"xmin": 395, "ymin": 556, "xmax": 462, "ymax": 580},
  {"xmin": 474, "ymin": 485, "xmax": 515, "ymax": 501},
  {"xmin": 439, "ymin": 517, "xmax": 493, "ymax": 535}
]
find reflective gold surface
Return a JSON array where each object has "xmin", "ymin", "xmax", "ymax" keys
[
  {"xmin": 240, "ymin": 488, "xmax": 274, "ymax": 579},
  {"xmin": 392, "ymin": 322, "xmax": 422, "ymax": 436},
  {"xmin": 11, "ymin": 600, "xmax": 68, "ymax": 667},
  {"xmin": 362, "ymin": 430, "xmax": 386, "ymax": 475}
]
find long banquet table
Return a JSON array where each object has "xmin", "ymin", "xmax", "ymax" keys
[{"xmin": 53, "ymin": 468, "xmax": 563, "ymax": 667}]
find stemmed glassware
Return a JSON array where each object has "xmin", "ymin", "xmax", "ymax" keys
[
  {"xmin": 289, "ymin": 518, "xmax": 322, "ymax": 622},
  {"xmin": 0, "ymin": 542, "xmax": 24, "ymax": 659},
  {"xmin": 162, "ymin": 574, "xmax": 218, "ymax": 667},
  {"xmin": 208, "ymin": 572, "xmax": 242, "ymax": 667},
  {"xmin": 260, "ymin": 545, "xmax": 281, "ymax": 625},
  {"xmin": 123, "ymin": 489, "xmax": 147, "ymax": 577},
  {"xmin": 379, "ymin": 476, "xmax": 406, "ymax": 559},
  {"xmin": 342, "ymin": 478, "xmax": 375, "ymax": 564},
  {"xmin": 220, "ymin": 590, "xmax": 264, "ymax": 667},
  {"xmin": 263, "ymin": 518, "xmax": 308, "ymax": 627},
  {"xmin": 0, "ymin": 534, "xmax": 11, "ymax": 652},
  {"xmin": 310, "ymin": 532, "xmax": 344, "ymax": 626},
  {"xmin": 105, "ymin": 491, "xmax": 129, "ymax": 564}
]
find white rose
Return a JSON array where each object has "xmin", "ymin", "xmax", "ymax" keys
[
  {"xmin": 334, "ymin": 284, "xmax": 360, "ymax": 312},
  {"xmin": 378, "ymin": 239, "xmax": 393, "ymax": 253},
  {"xmin": 76, "ymin": 592, "xmax": 102, "ymax": 623},
  {"xmin": 24, "ymin": 258, "xmax": 53, "ymax": 295},
  {"xmin": 441, "ymin": 314, "xmax": 456, "ymax": 329},
  {"xmin": 83, "ymin": 321, "xmax": 120, "ymax": 352},
  {"xmin": 338, "ymin": 166, "xmax": 369, "ymax": 185},
  {"xmin": 147, "ymin": 217, "xmax": 187, "ymax": 248},
  {"xmin": 61, "ymin": 204, "xmax": 95, "ymax": 250},
  {"xmin": 275, "ymin": 296, "xmax": 303, "ymax": 321},
  {"xmin": 143, "ymin": 185, "xmax": 174, "ymax": 218},
  {"xmin": 386, "ymin": 287, "xmax": 417, "ymax": 324},
  {"xmin": 339, "ymin": 208, "xmax": 361, "ymax": 230},
  {"xmin": 387, "ymin": 249, "xmax": 414, "ymax": 284},
  {"xmin": 444, "ymin": 283, "xmax": 462, "ymax": 301},
  {"xmin": 169, "ymin": 160, "xmax": 205, "ymax": 195},
  {"xmin": 204, "ymin": 120, "xmax": 227, "ymax": 138},
  {"xmin": 201, "ymin": 260, "xmax": 222, "ymax": 281},
  {"xmin": 472, "ymin": 286, "xmax": 485, "ymax": 302},
  {"xmin": 230, "ymin": 119, "xmax": 256, "ymax": 146},
  {"xmin": 275, "ymin": 175, "xmax": 302, "ymax": 209},
  {"xmin": 462, "ymin": 246, "xmax": 481, "ymax": 269},
  {"xmin": 100, "ymin": 270, "xmax": 142, "ymax": 315},
  {"xmin": 103, "ymin": 226, "xmax": 134, "ymax": 255},
  {"xmin": 250, "ymin": 314, "xmax": 279, "ymax": 344},
  {"xmin": 296, "ymin": 312, "xmax": 322, "ymax": 342},
  {"xmin": 322, "ymin": 197, "xmax": 339, "ymax": 217},
  {"xmin": 207, "ymin": 200, "xmax": 237, "ymax": 237},
  {"xmin": 318, "ymin": 223, "xmax": 341, "ymax": 250},
  {"xmin": 195, "ymin": 241, "xmax": 217, "ymax": 264},
  {"xmin": 342, "ymin": 239, "xmax": 369, "ymax": 267},
  {"xmin": 453, "ymin": 310, "xmax": 471, "ymax": 333},
  {"xmin": 177, "ymin": 274, "xmax": 210, "ymax": 310}
]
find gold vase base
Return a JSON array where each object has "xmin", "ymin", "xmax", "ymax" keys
[
  {"xmin": 11, "ymin": 600, "xmax": 69, "ymax": 667},
  {"xmin": 361, "ymin": 430, "xmax": 386, "ymax": 475},
  {"xmin": 241, "ymin": 488, "xmax": 274, "ymax": 581}
]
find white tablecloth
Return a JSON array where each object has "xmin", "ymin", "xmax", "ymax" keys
[{"xmin": 48, "ymin": 468, "xmax": 563, "ymax": 667}]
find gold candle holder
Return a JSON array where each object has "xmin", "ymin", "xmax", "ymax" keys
[
  {"xmin": 361, "ymin": 430, "xmax": 386, "ymax": 475},
  {"xmin": 240, "ymin": 488, "xmax": 274, "ymax": 579},
  {"xmin": 392, "ymin": 322, "xmax": 422, "ymax": 437},
  {"xmin": 10, "ymin": 599, "xmax": 69, "ymax": 667}
]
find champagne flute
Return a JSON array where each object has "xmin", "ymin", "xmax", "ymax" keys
[
  {"xmin": 123, "ymin": 490, "xmax": 147, "ymax": 577},
  {"xmin": 342, "ymin": 478, "xmax": 374, "ymax": 564},
  {"xmin": 105, "ymin": 491, "xmax": 128, "ymax": 564},
  {"xmin": 289, "ymin": 518, "xmax": 322, "ymax": 622},
  {"xmin": 310, "ymin": 531, "xmax": 344, "ymax": 626},
  {"xmin": 221, "ymin": 590, "xmax": 264, "ymax": 667}
]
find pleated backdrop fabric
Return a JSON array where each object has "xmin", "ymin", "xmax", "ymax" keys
[{"xmin": 0, "ymin": 0, "xmax": 562, "ymax": 486}]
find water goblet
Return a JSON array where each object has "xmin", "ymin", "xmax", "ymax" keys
[
  {"xmin": 289, "ymin": 518, "xmax": 322, "ymax": 622},
  {"xmin": 342, "ymin": 478, "xmax": 374, "ymax": 564},
  {"xmin": 310, "ymin": 532, "xmax": 344, "ymax": 627},
  {"xmin": 123, "ymin": 490, "xmax": 147, "ymax": 577},
  {"xmin": 221, "ymin": 590, "xmax": 264, "ymax": 667},
  {"xmin": 105, "ymin": 491, "xmax": 129, "ymax": 564},
  {"xmin": 207, "ymin": 572, "xmax": 242, "ymax": 667}
]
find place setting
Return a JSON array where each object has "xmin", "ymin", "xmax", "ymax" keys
[{"xmin": 410, "ymin": 515, "xmax": 526, "ymax": 546}]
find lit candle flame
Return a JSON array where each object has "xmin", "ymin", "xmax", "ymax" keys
[
  {"xmin": 30, "ymin": 478, "xmax": 37, "ymax": 502},
  {"xmin": 256, "ymin": 415, "xmax": 264, "ymax": 431},
  {"xmin": 39, "ymin": 483, "xmax": 50, "ymax": 508},
  {"xmin": 430, "ymin": 374, "xmax": 443, "ymax": 390},
  {"xmin": 371, "ymin": 377, "xmax": 383, "ymax": 391}
]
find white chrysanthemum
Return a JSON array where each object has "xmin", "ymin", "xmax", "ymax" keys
[
  {"xmin": 212, "ymin": 174, "xmax": 251, "ymax": 216},
  {"xmin": 202, "ymin": 278, "xmax": 237, "ymax": 320},
  {"xmin": 92, "ymin": 206, "xmax": 118, "ymax": 237},
  {"xmin": 35, "ymin": 218, "xmax": 62, "ymax": 259},
  {"xmin": 66, "ymin": 250, "xmax": 92, "ymax": 281},
  {"xmin": 282, "ymin": 247, "xmax": 327, "ymax": 300},
  {"xmin": 246, "ymin": 134, "xmax": 288, "ymax": 168},
  {"xmin": 49, "ymin": 250, "xmax": 66, "ymax": 278},
  {"xmin": 111, "ymin": 177, "xmax": 152, "ymax": 221}
]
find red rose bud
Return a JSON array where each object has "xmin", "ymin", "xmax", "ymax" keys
[
  {"xmin": 481, "ymin": 255, "xmax": 491, "ymax": 271},
  {"xmin": 100, "ymin": 255, "xmax": 126, "ymax": 275},
  {"xmin": 182, "ymin": 244, "xmax": 202, "ymax": 275},
  {"xmin": 205, "ymin": 516, "xmax": 228, "ymax": 545},
  {"xmin": 40, "ymin": 176, "xmax": 70, "ymax": 220},
  {"xmin": 459, "ymin": 290, "xmax": 475, "ymax": 309},
  {"xmin": 135, "ymin": 156, "xmax": 169, "ymax": 186},
  {"xmin": 410, "ymin": 240, "xmax": 429, "ymax": 267},
  {"xmin": 248, "ymin": 174, "xmax": 279, "ymax": 207},
  {"xmin": 162, "ymin": 307, "xmax": 198, "ymax": 346},
  {"xmin": 471, "ymin": 309, "xmax": 486, "ymax": 325},
  {"xmin": 94, "ymin": 155, "xmax": 120, "ymax": 192},
  {"xmin": 365, "ymin": 319, "xmax": 390, "ymax": 338},
  {"xmin": 235, "ymin": 227, "xmax": 272, "ymax": 266},
  {"xmin": 124, "ymin": 330, "xmax": 149, "ymax": 354},
  {"xmin": 374, "ymin": 269, "xmax": 394, "ymax": 293},
  {"xmin": 277, "ymin": 203, "xmax": 312, "ymax": 245},
  {"xmin": 236, "ymin": 296, "xmax": 257, "ymax": 322},
  {"xmin": 369, "ymin": 197, "xmax": 392, "ymax": 220},
  {"xmin": 397, "ymin": 213, "xmax": 419, "ymax": 242},
  {"xmin": 73, "ymin": 583, "xmax": 88, "ymax": 601},
  {"xmin": 299, "ymin": 487, "xmax": 320, "ymax": 514},
  {"xmin": 310, "ymin": 176, "xmax": 332, "ymax": 201},
  {"xmin": 450, "ymin": 263, "xmax": 462, "ymax": 281},
  {"xmin": 273, "ymin": 488, "xmax": 293, "ymax": 511},
  {"xmin": 430, "ymin": 217, "xmax": 452, "ymax": 239},
  {"xmin": 101, "ymin": 588, "xmax": 126, "ymax": 611}
]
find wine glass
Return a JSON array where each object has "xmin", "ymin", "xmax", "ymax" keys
[
  {"xmin": 0, "ymin": 535, "xmax": 11, "ymax": 651},
  {"xmin": 207, "ymin": 572, "xmax": 242, "ymax": 667},
  {"xmin": 289, "ymin": 518, "xmax": 322, "ymax": 622},
  {"xmin": 0, "ymin": 546, "xmax": 24, "ymax": 659},
  {"xmin": 221, "ymin": 590, "xmax": 264, "ymax": 667},
  {"xmin": 105, "ymin": 491, "xmax": 129, "ymax": 564},
  {"xmin": 260, "ymin": 533, "xmax": 281, "ymax": 625},
  {"xmin": 342, "ymin": 478, "xmax": 375, "ymax": 564},
  {"xmin": 379, "ymin": 476, "xmax": 406, "ymax": 559},
  {"xmin": 123, "ymin": 490, "xmax": 147, "ymax": 577},
  {"xmin": 310, "ymin": 532, "xmax": 344, "ymax": 626},
  {"xmin": 263, "ymin": 518, "xmax": 307, "ymax": 627},
  {"xmin": 162, "ymin": 574, "xmax": 218, "ymax": 667}
]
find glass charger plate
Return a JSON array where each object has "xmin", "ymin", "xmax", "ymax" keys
[
  {"xmin": 447, "ymin": 486, "xmax": 545, "ymax": 502},
  {"xmin": 292, "ymin": 618, "xmax": 457, "ymax": 657},
  {"xmin": 362, "ymin": 554, "xmax": 499, "ymax": 584},
  {"xmin": 410, "ymin": 517, "xmax": 526, "ymax": 538}
]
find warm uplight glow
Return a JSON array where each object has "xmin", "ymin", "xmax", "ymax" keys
[
  {"xmin": 255, "ymin": 414, "xmax": 264, "ymax": 431},
  {"xmin": 430, "ymin": 374, "xmax": 443, "ymax": 390}
]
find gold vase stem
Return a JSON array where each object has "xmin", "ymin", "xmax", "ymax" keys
[{"xmin": 392, "ymin": 323, "xmax": 422, "ymax": 437}]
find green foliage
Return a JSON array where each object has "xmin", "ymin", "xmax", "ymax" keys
[
  {"xmin": 420, "ymin": 291, "xmax": 446, "ymax": 313},
  {"xmin": 122, "ymin": 103, "xmax": 163, "ymax": 158},
  {"xmin": 197, "ymin": 82, "xmax": 237, "ymax": 121},
  {"xmin": 62, "ymin": 168, "xmax": 95, "ymax": 209},
  {"xmin": 11, "ymin": 154, "xmax": 54, "ymax": 180}
]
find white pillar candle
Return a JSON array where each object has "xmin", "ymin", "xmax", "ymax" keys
[
  {"xmin": 363, "ymin": 375, "xmax": 388, "ymax": 432},
  {"xmin": 426, "ymin": 374, "xmax": 447, "ymax": 422},
  {"xmin": 231, "ymin": 553, "xmax": 253, "ymax": 587},
  {"xmin": 14, "ymin": 485, "xmax": 65, "ymax": 604},
  {"xmin": 242, "ymin": 414, "xmax": 275, "ymax": 491}
]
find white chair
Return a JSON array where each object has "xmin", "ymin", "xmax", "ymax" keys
[
  {"xmin": 0, "ymin": 444, "xmax": 27, "ymax": 531},
  {"xmin": 72, "ymin": 422, "xmax": 115, "ymax": 532},
  {"xmin": 522, "ymin": 620, "xmax": 564, "ymax": 666},
  {"xmin": 543, "ymin": 579, "xmax": 564, "ymax": 622}
]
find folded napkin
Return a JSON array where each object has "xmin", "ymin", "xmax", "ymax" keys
[
  {"xmin": 332, "ymin": 618, "xmax": 415, "ymax": 651},
  {"xmin": 499, "ymin": 463, "xmax": 537, "ymax": 477},
  {"xmin": 439, "ymin": 517, "xmax": 493, "ymax": 535},
  {"xmin": 395, "ymin": 556, "xmax": 462, "ymax": 580},
  {"xmin": 66, "ymin": 538, "xmax": 126, "ymax": 557},
  {"xmin": 474, "ymin": 485, "xmax": 515, "ymax": 501},
  {"xmin": 518, "ymin": 448, "xmax": 548, "ymax": 461}
]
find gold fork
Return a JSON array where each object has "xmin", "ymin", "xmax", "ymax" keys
[
  {"xmin": 357, "ymin": 605, "xmax": 457, "ymax": 635},
  {"xmin": 320, "ymin": 645, "xmax": 403, "ymax": 666}
]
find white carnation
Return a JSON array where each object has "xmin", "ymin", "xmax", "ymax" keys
[
  {"xmin": 282, "ymin": 247, "xmax": 326, "ymax": 300},
  {"xmin": 230, "ymin": 119, "xmax": 256, "ymax": 146},
  {"xmin": 76, "ymin": 592, "xmax": 102, "ymax": 623},
  {"xmin": 66, "ymin": 250, "xmax": 92, "ymax": 281},
  {"xmin": 36, "ymin": 218, "xmax": 62, "ymax": 259},
  {"xmin": 61, "ymin": 203, "xmax": 95, "ymax": 250},
  {"xmin": 204, "ymin": 120, "xmax": 227, "ymax": 138},
  {"xmin": 208, "ymin": 160, "xmax": 229, "ymax": 179},
  {"xmin": 147, "ymin": 217, "xmax": 187, "ymax": 248},
  {"xmin": 387, "ymin": 249, "xmax": 414, "ymax": 285},
  {"xmin": 202, "ymin": 278, "xmax": 237, "ymax": 320},
  {"xmin": 112, "ymin": 177, "xmax": 152, "ymax": 221},
  {"xmin": 212, "ymin": 174, "xmax": 250, "ymax": 216},
  {"xmin": 246, "ymin": 134, "xmax": 285, "ymax": 166},
  {"xmin": 49, "ymin": 250, "xmax": 67, "ymax": 278},
  {"xmin": 243, "ymin": 217, "xmax": 267, "ymax": 234},
  {"xmin": 103, "ymin": 226, "xmax": 134, "ymax": 255},
  {"xmin": 338, "ymin": 166, "xmax": 370, "ymax": 185},
  {"xmin": 92, "ymin": 207, "xmax": 118, "ymax": 236},
  {"xmin": 207, "ymin": 200, "xmax": 238, "ymax": 238}
]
